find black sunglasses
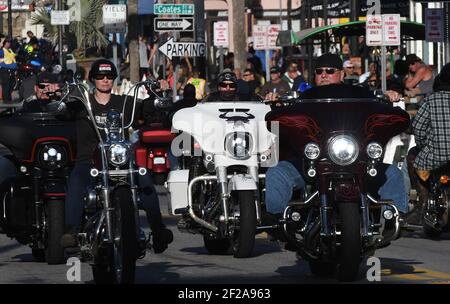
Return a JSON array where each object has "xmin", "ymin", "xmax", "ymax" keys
[
  {"xmin": 37, "ymin": 83, "xmax": 51, "ymax": 89},
  {"xmin": 94, "ymin": 74, "xmax": 115, "ymax": 80},
  {"xmin": 219, "ymin": 83, "xmax": 236, "ymax": 89},
  {"xmin": 315, "ymin": 68, "xmax": 339, "ymax": 75}
]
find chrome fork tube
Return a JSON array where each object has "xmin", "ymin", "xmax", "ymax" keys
[
  {"xmin": 319, "ymin": 193, "xmax": 332, "ymax": 236},
  {"xmin": 249, "ymin": 166, "xmax": 261, "ymax": 223},
  {"xmin": 128, "ymin": 160, "xmax": 142, "ymax": 238},
  {"xmin": 217, "ymin": 166, "xmax": 229, "ymax": 223},
  {"xmin": 32, "ymin": 175, "xmax": 42, "ymax": 230},
  {"xmin": 360, "ymin": 193, "xmax": 371, "ymax": 237}
]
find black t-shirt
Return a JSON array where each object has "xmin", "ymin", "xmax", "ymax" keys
[{"xmin": 75, "ymin": 94, "xmax": 141, "ymax": 163}]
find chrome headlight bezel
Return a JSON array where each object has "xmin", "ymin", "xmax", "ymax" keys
[
  {"xmin": 304, "ymin": 142, "xmax": 320, "ymax": 160},
  {"xmin": 37, "ymin": 144, "xmax": 68, "ymax": 170},
  {"xmin": 224, "ymin": 132, "xmax": 253, "ymax": 160},
  {"xmin": 108, "ymin": 143, "xmax": 129, "ymax": 166},
  {"xmin": 327, "ymin": 135, "xmax": 359, "ymax": 166},
  {"xmin": 366, "ymin": 142, "xmax": 383, "ymax": 159}
]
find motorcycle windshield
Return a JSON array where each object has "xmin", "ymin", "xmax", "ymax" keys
[
  {"xmin": 266, "ymin": 98, "xmax": 410, "ymax": 157},
  {"xmin": 0, "ymin": 112, "xmax": 77, "ymax": 161},
  {"xmin": 172, "ymin": 101, "xmax": 276, "ymax": 154}
]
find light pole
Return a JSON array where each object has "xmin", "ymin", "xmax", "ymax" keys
[{"xmin": 7, "ymin": 0, "xmax": 12, "ymax": 38}]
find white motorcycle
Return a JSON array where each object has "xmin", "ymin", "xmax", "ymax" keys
[{"xmin": 167, "ymin": 101, "xmax": 276, "ymax": 258}]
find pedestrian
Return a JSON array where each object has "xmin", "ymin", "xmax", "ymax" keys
[
  {"xmin": 0, "ymin": 38, "xmax": 17, "ymax": 102},
  {"xmin": 282, "ymin": 61, "xmax": 305, "ymax": 90},
  {"xmin": 404, "ymin": 54, "xmax": 435, "ymax": 101},
  {"xmin": 139, "ymin": 35, "xmax": 150, "ymax": 80},
  {"xmin": 342, "ymin": 60, "xmax": 359, "ymax": 85},
  {"xmin": 259, "ymin": 66, "xmax": 290, "ymax": 101}
]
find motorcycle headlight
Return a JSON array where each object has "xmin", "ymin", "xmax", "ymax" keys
[
  {"xmin": 366, "ymin": 142, "xmax": 383, "ymax": 159},
  {"xmin": 38, "ymin": 144, "xmax": 68, "ymax": 170},
  {"xmin": 304, "ymin": 142, "xmax": 320, "ymax": 160},
  {"xmin": 328, "ymin": 135, "xmax": 359, "ymax": 166},
  {"xmin": 108, "ymin": 143, "xmax": 129, "ymax": 166},
  {"xmin": 225, "ymin": 132, "xmax": 253, "ymax": 160}
]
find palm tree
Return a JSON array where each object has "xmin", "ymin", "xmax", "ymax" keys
[
  {"xmin": 127, "ymin": 0, "xmax": 139, "ymax": 83},
  {"xmin": 29, "ymin": 0, "xmax": 109, "ymax": 57}
]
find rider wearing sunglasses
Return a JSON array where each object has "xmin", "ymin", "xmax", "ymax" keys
[
  {"xmin": 300, "ymin": 53, "xmax": 400, "ymax": 102},
  {"xmin": 263, "ymin": 53, "xmax": 409, "ymax": 237},
  {"xmin": 61, "ymin": 59, "xmax": 173, "ymax": 254}
]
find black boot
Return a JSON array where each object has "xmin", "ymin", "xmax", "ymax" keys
[{"xmin": 151, "ymin": 227, "xmax": 174, "ymax": 254}]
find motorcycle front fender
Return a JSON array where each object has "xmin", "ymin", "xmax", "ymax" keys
[{"xmin": 228, "ymin": 174, "xmax": 257, "ymax": 191}]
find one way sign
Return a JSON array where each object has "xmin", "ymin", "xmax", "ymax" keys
[
  {"xmin": 159, "ymin": 37, "xmax": 206, "ymax": 60},
  {"xmin": 154, "ymin": 18, "xmax": 194, "ymax": 32}
]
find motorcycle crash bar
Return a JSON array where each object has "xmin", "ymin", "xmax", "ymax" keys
[{"xmin": 187, "ymin": 174, "xmax": 266, "ymax": 232}]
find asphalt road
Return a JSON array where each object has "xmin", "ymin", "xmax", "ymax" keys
[{"xmin": 1, "ymin": 186, "xmax": 450, "ymax": 285}]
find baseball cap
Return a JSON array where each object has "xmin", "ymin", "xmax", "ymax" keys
[
  {"xmin": 218, "ymin": 69, "xmax": 237, "ymax": 84},
  {"xmin": 315, "ymin": 53, "xmax": 343, "ymax": 70},
  {"xmin": 343, "ymin": 60, "xmax": 354, "ymax": 68},
  {"xmin": 38, "ymin": 72, "xmax": 60, "ymax": 84},
  {"xmin": 270, "ymin": 66, "xmax": 281, "ymax": 73}
]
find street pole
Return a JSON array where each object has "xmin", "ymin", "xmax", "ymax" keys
[
  {"xmin": 195, "ymin": 0, "xmax": 205, "ymax": 77},
  {"xmin": 7, "ymin": 0, "xmax": 12, "ymax": 38},
  {"xmin": 381, "ymin": 46, "xmax": 387, "ymax": 93},
  {"xmin": 446, "ymin": 2, "xmax": 450, "ymax": 64},
  {"xmin": 56, "ymin": 0, "xmax": 64, "ymax": 70},
  {"xmin": 219, "ymin": 46, "xmax": 224, "ymax": 73},
  {"xmin": 279, "ymin": 0, "xmax": 282, "ymax": 27},
  {"xmin": 230, "ymin": 0, "xmax": 247, "ymax": 72},
  {"xmin": 350, "ymin": 0, "xmax": 359, "ymax": 56}
]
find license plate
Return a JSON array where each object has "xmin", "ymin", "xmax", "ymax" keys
[{"xmin": 153, "ymin": 157, "xmax": 166, "ymax": 165}]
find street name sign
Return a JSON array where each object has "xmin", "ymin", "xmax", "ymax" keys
[
  {"xmin": 103, "ymin": 5, "xmax": 127, "ymax": 25},
  {"xmin": 154, "ymin": 18, "xmax": 194, "ymax": 32},
  {"xmin": 159, "ymin": 37, "xmax": 206, "ymax": 60},
  {"xmin": 154, "ymin": 4, "xmax": 195, "ymax": 15}
]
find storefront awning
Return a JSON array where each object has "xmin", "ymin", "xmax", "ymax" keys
[{"xmin": 293, "ymin": 20, "xmax": 425, "ymax": 45}]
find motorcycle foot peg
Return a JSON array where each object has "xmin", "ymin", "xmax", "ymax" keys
[{"xmin": 174, "ymin": 208, "xmax": 187, "ymax": 215}]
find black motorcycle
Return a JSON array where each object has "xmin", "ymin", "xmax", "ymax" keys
[
  {"xmin": 417, "ymin": 163, "xmax": 450, "ymax": 237},
  {"xmin": 0, "ymin": 96, "xmax": 77, "ymax": 264},
  {"xmin": 266, "ymin": 98, "xmax": 410, "ymax": 281},
  {"xmin": 61, "ymin": 77, "xmax": 157, "ymax": 284}
]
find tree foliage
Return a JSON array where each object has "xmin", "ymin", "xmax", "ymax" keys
[{"xmin": 29, "ymin": 0, "xmax": 109, "ymax": 55}]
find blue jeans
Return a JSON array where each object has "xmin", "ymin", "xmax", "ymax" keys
[
  {"xmin": 0, "ymin": 155, "xmax": 18, "ymax": 185},
  {"xmin": 65, "ymin": 162, "xmax": 164, "ymax": 233},
  {"xmin": 265, "ymin": 160, "xmax": 408, "ymax": 214}
]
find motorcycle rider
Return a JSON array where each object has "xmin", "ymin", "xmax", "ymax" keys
[
  {"xmin": 0, "ymin": 71, "xmax": 63, "ymax": 201},
  {"xmin": 60, "ymin": 59, "xmax": 173, "ymax": 254},
  {"xmin": 206, "ymin": 69, "xmax": 260, "ymax": 102},
  {"xmin": 406, "ymin": 62, "xmax": 450, "ymax": 224},
  {"xmin": 263, "ymin": 53, "xmax": 408, "ymax": 232}
]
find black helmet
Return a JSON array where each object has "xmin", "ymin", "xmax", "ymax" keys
[
  {"xmin": 218, "ymin": 69, "xmax": 237, "ymax": 85},
  {"xmin": 88, "ymin": 59, "xmax": 118, "ymax": 82}
]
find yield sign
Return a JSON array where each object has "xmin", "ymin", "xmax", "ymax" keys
[
  {"xmin": 158, "ymin": 37, "xmax": 206, "ymax": 60},
  {"xmin": 154, "ymin": 18, "xmax": 194, "ymax": 32}
]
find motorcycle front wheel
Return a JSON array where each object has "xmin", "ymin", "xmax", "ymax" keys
[
  {"xmin": 230, "ymin": 190, "xmax": 256, "ymax": 258},
  {"xmin": 336, "ymin": 202, "xmax": 361, "ymax": 282},
  {"xmin": 92, "ymin": 187, "xmax": 137, "ymax": 284},
  {"xmin": 45, "ymin": 199, "xmax": 65, "ymax": 265}
]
